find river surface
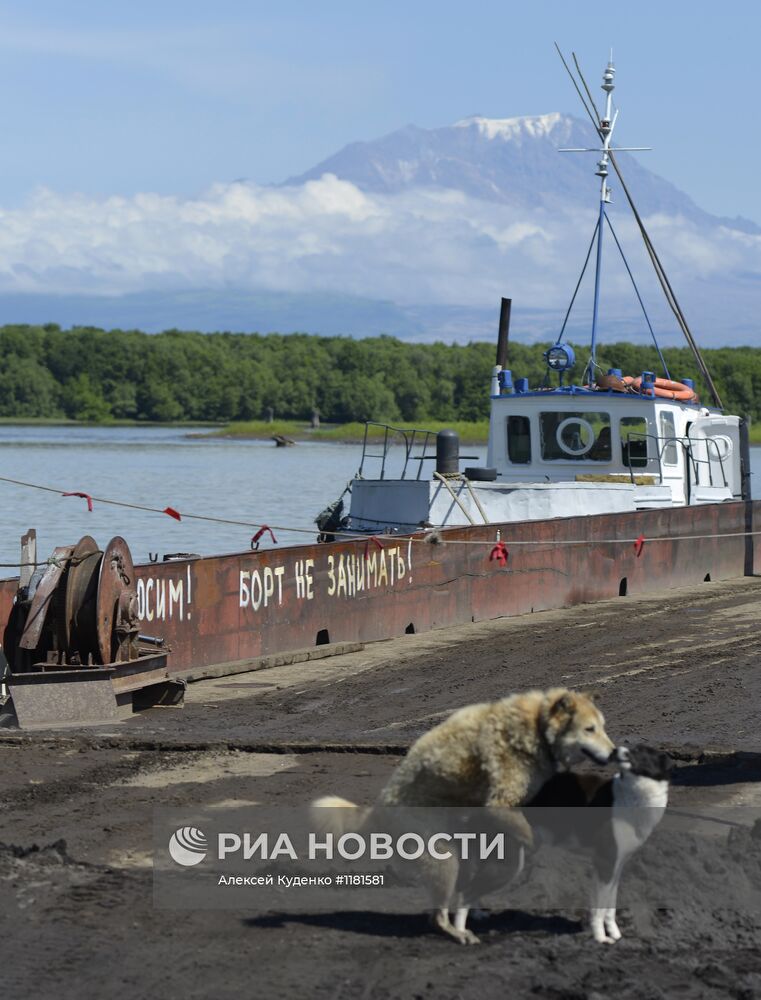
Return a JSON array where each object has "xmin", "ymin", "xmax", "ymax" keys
[
  {"xmin": 0, "ymin": 426, "xmax": 486, "ymax": 566},
  {"xmin": 0, "ymin": 425, "xmax": 756, "ymax": 568}
]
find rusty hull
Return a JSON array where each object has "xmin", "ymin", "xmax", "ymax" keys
[{"xmin": 0, "ymin": 501, "xmax": 757, "ymax": 677}]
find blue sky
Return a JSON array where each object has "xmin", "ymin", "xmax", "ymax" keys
[
  {"xmin": 0, "ymin": 0, "xmax": 758, "ymax": 219},
  {"xmin": 0, "ymin": 0, "xmax": 758, "ymax": 346}
]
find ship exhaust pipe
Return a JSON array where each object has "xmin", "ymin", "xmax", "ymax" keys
[
  {"xmin": 436, "ymin": 429, "xmax": 461, "ymax": 475},
  {"xmin": 496, "ymin": 296, "xmax": 512, "ymax": 369}
]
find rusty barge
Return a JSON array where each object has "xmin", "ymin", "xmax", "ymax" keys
[{"xmin": 0, "ymin": 496, "xmax": 757, "ymax": 728}]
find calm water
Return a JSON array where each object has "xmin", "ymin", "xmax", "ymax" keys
[
  {"xmin": 0, "ymin": 425, "xmax": 755, "ymax": 568},
  {"xmin": 0, "ymin": 426, "xmax": 486, "ymax": 566}
]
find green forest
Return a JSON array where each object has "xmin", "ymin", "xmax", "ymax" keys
[{"xmin": 0, "ymin": 322, "xmax": 759, "ymax": 426}]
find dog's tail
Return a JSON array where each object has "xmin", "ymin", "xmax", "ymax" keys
[{"xmin": 310, "ymin": 795, "xmax": 373, "ymax": 838}]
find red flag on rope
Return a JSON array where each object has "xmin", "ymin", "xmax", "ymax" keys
[
  {"xmin": 62, "ymin": 491, "xmax": 93, "ymax": 512},
  {"xmin": 364, "ymin": 536, "xmax": 383, "ymax": 560},
  {"xmin": 489, "ymin": 541, "xmax": 509, "ymax": 567},
  {"xmin": 163, "ymin": 507, "xmax": 182, "ymax": 521},
  {"xmin": 634, "ymin": 533, "xmax": 646, "ymax": 557},
  {"xmin": 251, "ymin": 525, "xmax": 278, "ymax": 549}
]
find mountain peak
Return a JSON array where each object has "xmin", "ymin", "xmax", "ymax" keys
[
  {"xmin": 452, "ymin": 112, "xmax": 568, "ymax": 141},
  {"xmin": 283, "ymin": 111, "xmax": 592, "ymax": 199}
]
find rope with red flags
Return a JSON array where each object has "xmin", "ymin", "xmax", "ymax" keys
[
  {"xmin": 62, "ymin": 491, "xmax": 93, "ymax": 512},
  {"xmin": 489, "ymin": 541, "xmax": 509, "ymax": 567},
  {"xmin": 251, "ymin": 525, "xmax": 278, "ymax": 549},
  {"xmin": 0, "ymin": 472, "xmax": 758, "ymax": 559}
]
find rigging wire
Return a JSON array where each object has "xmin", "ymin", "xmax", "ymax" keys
[
  {"xmin": 572, "ymin": 50, "xmax": 603, "ymax": 122},
  {"xmin": 603, "ymin": 209, "xmax": 671, "ymax": 379},
  {"xmin": 607, "ymin": 148, "xmax": 723, "ymax": 407},
  {"xmin": 553, "ymin": 43, "xmax": 597, "ymax": 123},
  {"xmin": 557, "ymin": 216, "xmax": 600, "ymax": 343}
]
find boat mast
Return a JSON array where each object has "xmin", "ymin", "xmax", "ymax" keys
[
  {"xmin": 589, "ymin": 59, "xmax": 616, "ymax": 384},
  {"xmin": 559, "ymin": 55, "xmax": 650, "ymax": 385},
  {"xmin": 557, "ymin": 44, "xmax": 725, "ymax": 408}
]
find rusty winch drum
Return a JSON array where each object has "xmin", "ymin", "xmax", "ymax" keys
[{"xmin": 3, "ymin": 532, "xmax": 179, "ymax": 729}]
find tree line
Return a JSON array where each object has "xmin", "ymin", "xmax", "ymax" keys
[{"xmin": 0, "ymin": 323, "xmax": 758, "ymax": 424}]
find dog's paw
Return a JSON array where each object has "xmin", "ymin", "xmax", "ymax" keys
[
  {"xmin": 593, "ymin": 933, "xmax": 619, "ymax": 945},
  {"xmin": 456, "ymin": 929, "xmax": 481, "ymax": 946}
]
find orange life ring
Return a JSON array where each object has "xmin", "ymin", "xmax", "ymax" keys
[{"xmin": 621, "ymin": 375, "xmax": 698, "ymax": 402}]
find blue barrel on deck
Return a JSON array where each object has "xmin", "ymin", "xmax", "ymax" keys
[
  {"xmin": 498, "ymin": 369, "xmax": 513, "ymax": 393},
  {"xmin": 682, "ymin": 378, "xmax": 695, "ymax": 391},
  {"xmin": 514, "ymin": 377, "xmax": 530, "ymax": 393},
  {"xmin": 607, "ymin": 368, "xmax": 623, "ymax": 378},
  {"xmin": 641, "ymin": 371, "xmax": 656, "ymax": 396}
]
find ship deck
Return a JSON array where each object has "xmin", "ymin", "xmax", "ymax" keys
[{"xmin": 3, "ymin": 575, "xmax": 761, "ymax": 998}]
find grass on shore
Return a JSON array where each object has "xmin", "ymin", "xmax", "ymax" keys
[
  {"xmin": 210, "ymin": 419, "xmax": 491, "ymax": 444},
  {"xmin": 0, "ymin": 416, "xmax": 490, "ymax": 442},
  {"xmin": 204, "ymin": 418, "xmax": 761, "ymax": 446},
  {"xmin": 3, "ymin": 416, "xmax": 760, "ymax": 447}
]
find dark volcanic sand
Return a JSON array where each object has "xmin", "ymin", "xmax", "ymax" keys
[{"xmin": 2, "ymin": 577, "xmax": 761, "ymax": 999}]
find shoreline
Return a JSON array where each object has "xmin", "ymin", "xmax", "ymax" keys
[
  {"xmin": 1, "ymin": 417, "xmax": 760, "ymax": 448},
  {"xmin": 198, "ymin": 420, "xmax": 490, "ymax": 445}
]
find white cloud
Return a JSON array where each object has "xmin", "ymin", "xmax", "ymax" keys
[{"xmin": 0, "ymin": 174, "xmax": 758, "ymax": 328}]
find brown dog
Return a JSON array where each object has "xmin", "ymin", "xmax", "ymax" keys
[{"xmin": 314, "ymin": 688, "xmax": 615, "ymax": 943}]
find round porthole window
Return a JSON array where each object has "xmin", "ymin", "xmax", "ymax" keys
[
  {"xmin": 556, "ymin": 417, "xmax": 595, "ymax": 456},
  {"xmin": 709, "ymin": 434, "xmax": 733, "ymax": 461}
]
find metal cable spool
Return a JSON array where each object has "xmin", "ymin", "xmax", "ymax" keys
[
  {"xmin": 96, "ymin": 536, "xmax": 138, "ymax": 664},
  {"xmin": 61, "ymin": 535, "xmax": 102, "ymax": 665},
  {"xmin": 7, "ymin": 532, "xmax": 175, "ymax": 729},
  {"xmin": 51, "ymin": 535, "xmax": 139, "ymax": 666}
]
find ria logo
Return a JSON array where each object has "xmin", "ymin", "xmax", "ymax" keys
[{"xmin": 168, "ymin": 827, "xmax": 208, "ymax": 866}]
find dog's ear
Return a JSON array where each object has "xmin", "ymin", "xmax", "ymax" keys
[{"xmin": 549, "ymin": 692, "xmax": 574, "ymax": 716}]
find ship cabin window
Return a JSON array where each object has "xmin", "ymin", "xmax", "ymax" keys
[
  {"xmin": 620, "ymin": 416, "xmax": 649, "ymax": 468},
  {"xmin": 506, "ymin": 415, "xmax": 532, "ymax": 463},
  {"xmin": 659, "ymin": 411, "xmax": 679, "ymax": 465},
  {"xmin": 539, "ymin": 411, "xmax": 611, "ymax": 462}
]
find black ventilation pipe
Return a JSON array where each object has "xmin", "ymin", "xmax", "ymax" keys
[
  {"xmin": 436, "ymin": 430, "xmax": 460, "ymax": 475},
  {"xmin": 496, "ymin": 297, "xmax": 512, "ymax": 369}
]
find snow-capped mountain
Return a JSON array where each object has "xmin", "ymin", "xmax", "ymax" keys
[{"xmin": 286, "ymin": 112, "xmax": 758, "ymax": 235}]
